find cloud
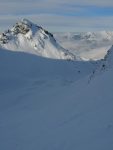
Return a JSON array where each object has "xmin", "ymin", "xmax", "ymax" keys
[
  {"xmin": 0, "ymin": 0, "xmax": 113, "ymax": 32},
  {"xmin": 0, "ymin": 1, "xmax": 84, "ymax": 15},
  {"xmin": 0, "ymin": 14, "xmax": 113, "ymax": 32},
  {"xmin": 47, "ymin": 0, "xmax": 113, "ymax": 7}
]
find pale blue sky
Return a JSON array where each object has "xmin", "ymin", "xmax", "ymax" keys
[{"xmin": 0, "ymin": 0, "xmax": 113, "ymax": 32}]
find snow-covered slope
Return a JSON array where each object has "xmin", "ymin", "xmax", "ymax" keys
[
  {"xmin": 0, "ymin": 48, "xmax": 96, "ymax": 88},
  {"xmin": 0, "ymin": 19, "xmax": 75, "ymax": 60},
  {"xmin": 54, "ymin": 31, "xmax": 113, "ymax": 60},
  {"xmin": 0, "ymin": 47, "xmax": 113, "ymax": 150}
]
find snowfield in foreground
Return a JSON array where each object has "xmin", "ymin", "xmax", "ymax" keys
[{"xmin": 0, "ymin": 46, "xmax": 113, "ymax": 150}]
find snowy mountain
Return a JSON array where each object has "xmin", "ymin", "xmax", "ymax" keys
[
  {"xmin": 0, "ymin": 19, "xmax": 113, "ymax": 150},
  {"xmin": 54, "ymin": 31, "xmax": 113, "ymax": 60},
  {"xmin": 0, "ymin": 19, "xmax": 75, "ymax": 60}
]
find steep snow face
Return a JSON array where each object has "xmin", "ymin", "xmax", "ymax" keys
[
  {"xmin": 103, "ymin": 45, "xmax": 113, "ymax": 67},
  {"xmin": 0, "ymin": 19, "xmax": 75, "ymax": 60},
  {"xmin": 96, "ymin": 45, "xmax": 113, "ymax": 73},
  {"xmin": 88, "ymin": 45, "xmax": 113, "ymax": 81},
  {"xmin": 97, "ymin": 45, "xmax": 113, "ymax": 71},
  {"xmin": 54, "ymin": 31, "xmax": 113, "ymax": 60}
]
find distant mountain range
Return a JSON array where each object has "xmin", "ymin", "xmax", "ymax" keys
[{"xmin": 54, "ymin": 31, "xmax": 113, "ymax": 60}]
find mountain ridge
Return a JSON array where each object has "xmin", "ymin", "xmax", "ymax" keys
[{"xmin": 0, "ymin": 19, "xmax": 76, "ymax": 60}]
